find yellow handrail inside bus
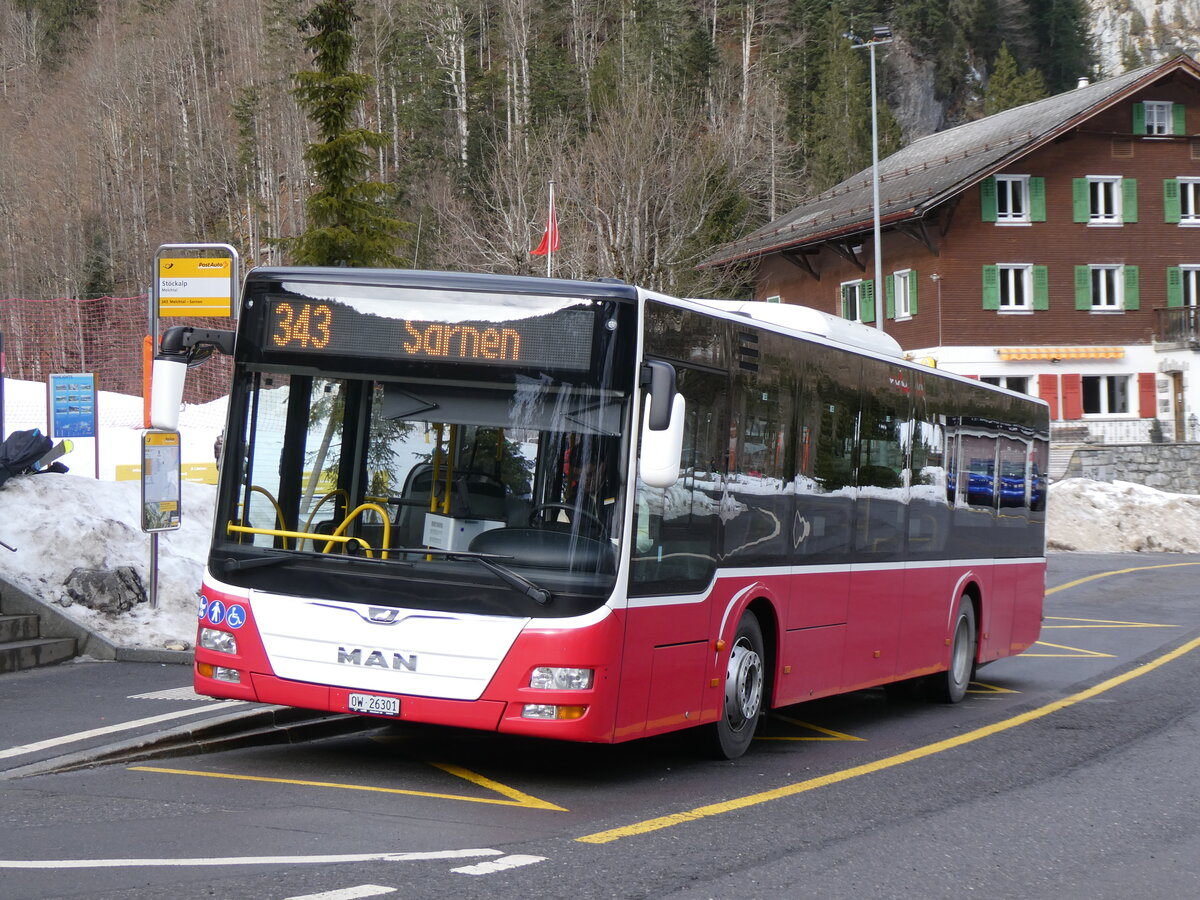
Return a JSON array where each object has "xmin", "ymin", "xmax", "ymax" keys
[
  {"xmin": 324, "ymin": 503, "xmax": 392, "ymax": 558},
  {"xmin": 226, "ymin": 523, "xmax": 373, "ymax": 556},
  {"xmin": 297, "ymin": 489, "xmax": 350, "ymax": 550},
  {"xmin": 443, "ymin": 424, "xmax": 458, "ymax": 515},
  {"xmin": 239, "ymin": 485, "xmax": 289, "ymax": 549}
]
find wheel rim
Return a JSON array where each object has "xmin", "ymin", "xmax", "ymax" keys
[
  {"xmin": 724, "ymin": 636, "xmax": 763, "ymax": 731},
  {"xmin": 950, "ymin": 614, "xmax": 970, "ymax": 687}
]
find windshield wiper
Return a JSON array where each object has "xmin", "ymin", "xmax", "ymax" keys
[
  {"xmin": 397, "ymin": 547, "xmax": 553, "ymax": 605},
  {"xmin": 221, "ymin": 549, "xmax": 411, "ymax": 571}
]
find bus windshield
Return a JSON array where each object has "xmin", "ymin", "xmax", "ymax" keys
[{"xmin": 210, "ymin": 284, "xmax": 634, "ymax": 619}]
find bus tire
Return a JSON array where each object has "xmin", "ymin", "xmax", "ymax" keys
[
  {"xmin": 704, "ymin": 610, "xmax": 765, "ymax": 759},
  {"xmin": 930, "ymin": 594, "xmax": 976, "ymax": 703}
]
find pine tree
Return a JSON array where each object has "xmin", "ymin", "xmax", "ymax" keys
[
  {"xmin": 984, "ymin": 43, "xmax": 1047, "ymax": 115},
  {"xmin": 1029, "ymin": 0, "xmax": 1093, "ymax": 93},
  {"xmin": 290, "ymin": 0, "xmax": 405, "ymax": 267}
]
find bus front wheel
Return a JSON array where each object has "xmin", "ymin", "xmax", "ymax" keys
[
  {"xmin": 704, "ymin": 611, "xmax": 765, "ymax": 759},
  {"xmin": 930, "ymin": 595, "xmax": 977, "ymax": 703}
]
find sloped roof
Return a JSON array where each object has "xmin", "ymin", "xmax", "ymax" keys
[{"xmin": 702, "ymin": 55, "xmax": 1200, "ymax": 269}]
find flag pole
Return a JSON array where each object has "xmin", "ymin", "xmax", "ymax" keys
[{"xmin": 546, "ymin": 180, "xmax": 555, "ymax": 278}]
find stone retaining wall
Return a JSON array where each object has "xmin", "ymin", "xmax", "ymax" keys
[{"xmin": 1062, "ymin": 443, "xmax": 1200, "ymax": 494}]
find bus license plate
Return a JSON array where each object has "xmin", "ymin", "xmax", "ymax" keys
[{"xmin": 348, "ymin": 692, "xmax": 400, "ymax": 717}]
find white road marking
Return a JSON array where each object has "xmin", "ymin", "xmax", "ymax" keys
[
  {"xmin": 0, "ymin": 849, "xmax": 502, "ymax": 870},
  {"xmin": 451, "ymin": 854, "xmax": 546, "ymax": 875},
  {"xmin": 0, "ymin": 703, "xmax": 246, "ymax": 762},
  {"xmin": 286, "ymin": 885, "xmax": 397, "ymax": 900}
]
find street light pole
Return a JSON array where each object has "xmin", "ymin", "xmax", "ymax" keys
[{"xmin": 850, "ymin": 26, "xmax": 892, "ymax": 331}]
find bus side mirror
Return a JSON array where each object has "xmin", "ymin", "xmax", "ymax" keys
[
  {"xmin": 639, "ymin": 361, "xmax": 685, "ymax": 488},
  {"xmin": 150, "ymin": 356, "xmax": 187, "ymax": 431},
  {"xmin": 151, "ymin": 326, "xmax": 236, "ymax": 431}
]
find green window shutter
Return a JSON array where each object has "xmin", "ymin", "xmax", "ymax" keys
[
  {"xmin": 1173, "ymin": 102, "xmax": 1186, "ymax": 135},
  {"xmin": 1124, "ymin": 266, "xmax": 1140, "ymax": 310},
  {"xmin": 1122, "ymin": 177, "xmax": 1138, "ymax": 223},
  {"xmin": 1167, "ymin": 267, "xmax": 1184, "ymax": 307},
  {"xmin": 1033, "ymin": 266, "xmax": 1049, "ymax": 310},
  {"xmin": 1165, "ymin": 179, "xmax": 1182, "ymax": 223},
  {"xmin": 980, "ymin": 177, "xmax": 998, "ymax": 222},
  {"xmin": 1075, "ymin": 266, "xmax": 1092, "ymax": 309},
  {"xmin": 1072, "ymin": 179, "xmax": 1090, "ymax": 223},
  {"xmin": 1133, "ymin": 102, "xmax": 1146, "ymax": 134},
  {"xmin": 982, "ymin": 266, "xmax": 1000, "ymax": 310},
  {"xmin": 909, "ymin": 270, "xmax": 919, "ymax": 315},
  {"xmin": 860, "ymin": 279, "xmax": 875, "ymax": 323},
  {"xmin": 885, "ymin": 274, "xmax": 895, "ymax": 319},
  {"xmin": 1030, "ymin": 177, "xmax": 1046, "ymax": 221},
  {"xmin": 840, "ymin": 285, "xmax": 852, "ymax": 319}
]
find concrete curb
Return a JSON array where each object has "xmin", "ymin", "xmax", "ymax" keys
[
  {"xmin": 0, "ymin": 575, "xmax": 191, "ymax": 665},
  {"xmin": 1, "ymin": 704, "xmax": 379, "ymax": 781}
]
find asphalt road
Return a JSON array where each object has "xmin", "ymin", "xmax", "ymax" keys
[{"xmin": 3, "ymin": 552, "xmax": 1199, "ymax": 900}]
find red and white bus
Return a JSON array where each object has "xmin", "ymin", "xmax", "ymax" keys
[{"xmin": 154, "ymin": 267, "xmax": 1048, "ymax": 759}]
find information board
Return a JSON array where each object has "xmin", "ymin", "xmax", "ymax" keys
[
  {"xmin": 49, "ymin": 373, "xmax": 97, "ymax": 439},
  {"xmin": 158, "ymin": 257, "xmax": 235, "ymax": 317},
  {"xmin": 141, "ymin": 430, "xmax": 181, "ymax": 532}
]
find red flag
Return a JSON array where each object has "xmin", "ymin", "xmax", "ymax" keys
[{"xmin": 531, "ymin": 190, "xmax": 560, "ymax": 256}]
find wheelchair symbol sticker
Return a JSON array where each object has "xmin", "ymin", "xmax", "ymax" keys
[{"xmin": 226, "ymin": 605, "xmax": 247, "ymax": 629}]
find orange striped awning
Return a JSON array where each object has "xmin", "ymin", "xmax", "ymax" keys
[{"xmin": 996, "ymin": 346, "xmax": 1125, "ymax": 361}]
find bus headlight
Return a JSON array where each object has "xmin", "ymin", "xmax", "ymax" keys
[
  {"xmin": 521, "ymin": 704, "xmax": 587, "ymax": 719},
  {"xmin": 529, "ymin": 666, "xmax": 593, "ymax": 690},
  {"xmin": 199, "ymin": 628, "xmax": 237, "ymax": 655}
]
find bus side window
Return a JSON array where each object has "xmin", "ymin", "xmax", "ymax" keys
[{"xmin": 631, "ymin": 366, "xmax": 727, "ymax": 595}]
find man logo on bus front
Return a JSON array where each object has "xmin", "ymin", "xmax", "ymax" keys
[{"xmin": 367, "ymin": 607, "xmax": 401, "ymax": 624}]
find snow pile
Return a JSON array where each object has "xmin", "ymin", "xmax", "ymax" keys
[
  {"xmin": 0, "ymin": 473, "xmax": 214, "ymax": 650},
  {"xmin": 1046, "ymin": 478, "xmax": 1200, "ymax": 553}
]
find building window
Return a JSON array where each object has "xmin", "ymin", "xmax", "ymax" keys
[
  {"xmin": 1089, "ymin": 177, "xmax": 1121, "ymax": 223},
  {"xmin": 1144, "ymin": 101, "xmax": 1174, "ymax": 136},
  {"xmin": 840, "ymin": 281, "xmax": 861, "ymax": 321},
  {"xmin": 995, "ymin": 175, "xmax": 1029, "ymax": 223},
  {"xmin": 893, "ymin": 269, "xmax": 913, "ymax": 319},
  {"xmin": 1181, "ymin": 178, "xmax": 1200, "ymax": 224},
  {"xmin": 1076, "ymin": 264, "xmax": 1139, "ymax": 312},
  {"xmin": 1076, "ymin": 176, "xmax": 1137, "ymax": 224},
  {"xmin": 1091, "ymin": 266, "xmax": 1123, "ymax": 309},
  {"xmin": 998, "ymin": 264, "xmax": 1033, "ymax": 311},
  {"xmin": 1081, "ymin": 375, "xmax": 1129, "ymax": 415},
  {"xmin": 981, "ymin": 376, "xmax": 1030, "ymax": 394},
  {"xmin": 840, "ymin": 280, "xmax": 874, "ymax": 323},
  {"xmin": 1182, "ymin": 267, "xmax": 1200, "ymax": 306}
]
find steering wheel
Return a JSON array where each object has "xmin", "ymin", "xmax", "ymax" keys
[{"xmin": 528, "ymin": 502, "xmax": 606, "ymax": 535}]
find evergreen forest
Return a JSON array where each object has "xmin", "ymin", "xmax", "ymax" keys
[{"xmin": 0, "ymin": 0, "xmax": 1093, "ymax": 302}]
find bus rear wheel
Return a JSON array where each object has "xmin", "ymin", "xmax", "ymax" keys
[
  {"xmin": 704, "ymin": 611, "xmax": 765, "ymax": 759},
  {"xmin": 929, "ymin": 594, "xmax": 976, "ymax": 703}
]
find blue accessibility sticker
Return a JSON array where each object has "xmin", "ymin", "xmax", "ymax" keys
[
  {"xmin": 196, "ymin": 596, "xmax": 208, "ymax": 619},
  {"xmin": 226, "ymin": 605, "xmax": 247, "ymax": 629},
  {"xmin": 207, "ymin": 600, "xmax": 227, "ymax": 626}
]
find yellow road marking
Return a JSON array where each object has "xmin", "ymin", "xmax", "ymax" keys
[
  {"xmin": 577, "ymin": 562, "xmax": 1200, "ymax": 845},
  {"xmin": 427, "ymin": 762, "xmax": 565, "ymax": 810},
  {"xmin": 968, "ymin": 681, "xmax": 1018, "ymax": 694},
  {"xmin": 1045, "ymin": 561, "xmax": 1200, "ymax": 596},
  {"xmin": 758, "ymin": 715, "xmax": 866, "ymax": 742},
  {"xmin": 131, "ymin": 765, "xmax": 566, "ymax": 811},
  {"xmin": 1023, "ymin": 640, "xmax": 1115, "ymax": 658},
  {"xmin": 1044, "ymin": 616, "xmax": 1178, "ymax": 629}
]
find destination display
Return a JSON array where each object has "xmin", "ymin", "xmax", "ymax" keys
[{"xmin": 265, "ymin": 296, "xmax": 595, "ymax": 371}]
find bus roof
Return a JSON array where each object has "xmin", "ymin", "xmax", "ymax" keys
[
  {"xmin": 686, "ymin": 298, "xmax": 904, "ymax": 357},
  {"xmin": 244, "ymin": 266, "xmax": 641, "ymax": 301}
]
